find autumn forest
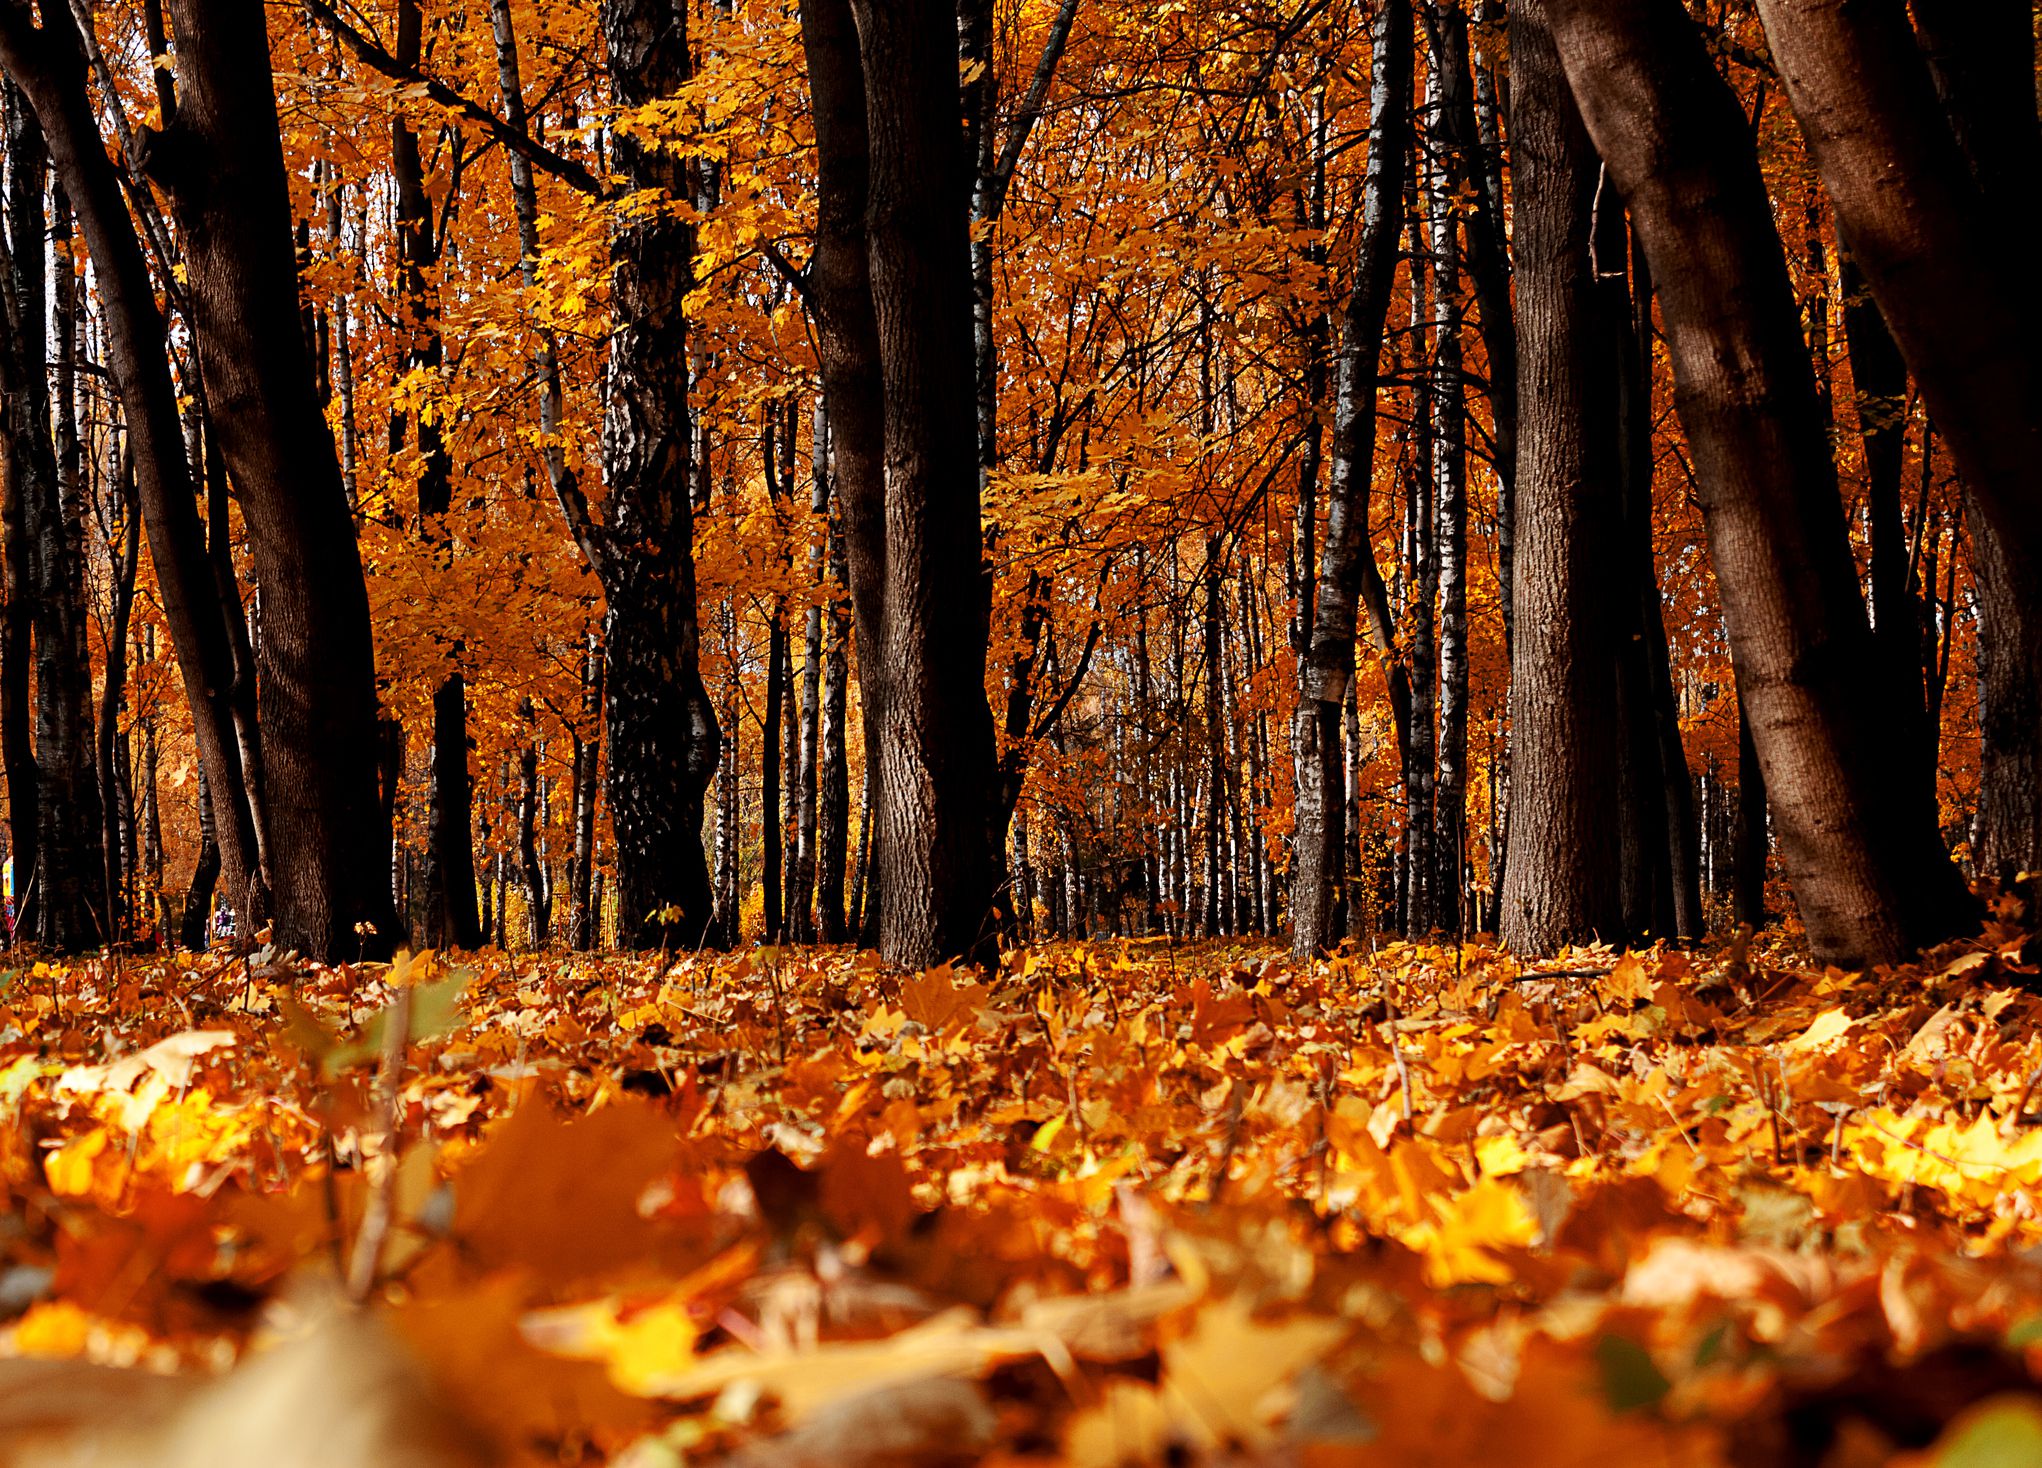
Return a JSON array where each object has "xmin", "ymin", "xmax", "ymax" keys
[{"xmin": 3, "ymin": 0, "xmax": 2042, "ymax": 1462}]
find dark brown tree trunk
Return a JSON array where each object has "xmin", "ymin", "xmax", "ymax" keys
[
  {"xmin": 0, "ymin": 78, "xmax": 44, "ymax": 943},
  {"xmin": 1546, "ymin": 0, "xmax": 1976, "ymax": 964},
  {"xmin": 842, "ymin": 0, "xmax": 1003, "ymax": 966},
  {"xmin": 789, "ymin": 404, "xmax": 828, "ymax": 943},
  {"xmin": 567, "ymin": 628, "xmax": 601, "ymax": 950},
  {"xmin": 1497, "ymin": 0, "xmax": 1627, "ymax": 954},
  {"xmin": 181, "ymin": 773, "xmax": 221, "ymax": 948},
  {"xmin": 1290, "ymin": 0, "xmax": 1408, "ymax": 956},
  {"xmin": 593, "ymin": 0, "xmax": 720, "ymax": 950},
  {"xmin": 2, "ymin": 4, "xmax": 269, "ymax": 944},
  {"xmin": 1755, "ymin": 0, "xmax": 2042, "ymax": 585},
  {"xmin": 97, "ymin": 448, "xmax": 142, "ymax": 944},
  {"xmin": 796, "ymin": 0, "xmax": 887, "ymax": 944},
  {"xmin": 392, "ymin": 0, "xmax": 481, "ymax": 951},
  {"xmin": 762, "ymin": 587, "xmax": 787, "ymax": 944},
  {"xmin": 1906, "ymin": 1, "xmax": 2042, "ymax": 885},
  {"xmin": 142, "ymin": 0, "xmax": 398, "ymax": 959},
  {"xmin": 817, "ymin": 437, "xmax": 851, "ymax": 942}
]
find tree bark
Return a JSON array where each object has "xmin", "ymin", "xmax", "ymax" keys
[
  {"xmin": 1497, "ymin": 0, "xmax": 1627, "ymax": 955},
  {"xmin": 595, "ymin": 0, "xmax": 720, "ymax": 950},
  {"xmin": 1546, "ymin": 0, "xmax": 1976, "ymax": 965},
  {"xmin": 837, "ymin": 0, "xmax": 1003, "ymax": 966},
  {"xmin": 1289, "ymin": 0, "xmax": 1408, "ymax": 956},
  {"xmin": 393, "ymin": 0, "xmax": 481, "ymax": 951},
  {"xmin": 138, "ymin": 0, "xmax": 397, "ymax": 959},
  {"xmin": 0, "ymin": 78, "xmax": 45, "ymax": 943}
]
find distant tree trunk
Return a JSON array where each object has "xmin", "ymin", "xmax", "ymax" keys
[
  {"xmin": 97, "ymin": 452, "xmax": 142, "ymax": 944},
  {"xmin": 1426, "ymin": 41, "xmax": 1469, "ymax": 940},
  {"xmin": 591, "ymin": 0, "xmax": 720, "ymax": 950},
  {"xmin": 144, "ymin": 0, "xmax": 398, "ymax": 959},
  {"xmin": 1734, "ymin": 707, "xmax": 1769, "ymax": 931},
  {"xmin": 1497, "ymin": 0, "xmax": 1627, "ymax": 955},
  {"xmin": 1548, "ymin": 0, "xmax": 1977, "ymax": 963},
  {"xmin": 1290, "ymin": 0, "xmax": 1408, "ymax": 956},
  {"xmin": 181, "ymin": 773, "xmax": 221, "ymax": 948},
  {"xmin": 392, "ymin": 0, "xmax": 480, "ymax": 951},
  {"xmin": 517, "ymin": 730, "xmax": 547, "ymax": 947},
  {"xmin": 712, "ymin": 603, "xmax": 740, "ymax": 939},
  {"xmin": 762, "ymin": 573, "xmax": 787, "ymax": 942},
  {"xmin": 844, "ymin": 0, "xmax": 1003, "ymax": 966},
  {"xmin": 817, "ymin": 434, "xmax": 851, "ymax": 942},
  {"xmin": 567, "ymin": 627, "xmax": 601, "ymax": 950}
]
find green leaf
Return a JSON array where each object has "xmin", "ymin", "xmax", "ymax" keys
[{"xmin": 1594, "ymin": 1333, "xmax": 1670, "ymax": 1415}]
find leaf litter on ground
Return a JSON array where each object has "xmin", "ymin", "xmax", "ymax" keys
[{"xmin": 4, "ymin": 923, "xmax": 2042, "ymax": 1464}]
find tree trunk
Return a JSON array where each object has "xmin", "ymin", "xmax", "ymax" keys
[
  {"xmin": 1497, "ymin": 0, "xmax": 1628, "ymax": 955},
  {"xmin": 1547, "ymin": 0, "xmax": 1976, "ymax": 965},
  {"xmin": 567, "ymin": 627, "xmax": 601, "ymax": 950},
  {"xmin": 181, "ymin": 773, "xmax": 221, "ymax": 948},
  {"xmin": 1908, "ymin": 2, "xmax": 2042, "ymax": 885},
  {"xmin": 1290, "ymin": 0, "xmax": 1408, "ymax": 956},
  {"xmin": 844, "ymin": 0, "xmax": 1003, "ymax": 966},
  {"xmin": 0, "ymin": 79, "xmax": 44, "ymax": 942},
  {"xmin": 1754, "ymin": 0, "xmax": 2042, "ymax": 585},
  {"xmin": 2, "ymin": 4, "xmax": 270, "ymax": 945},
  {"xmin": 144, "ymin": 0, "xmax": 398, "ymax": 959},
  {"xmin": 817, "ymin": 430, "xmax": 851, "ymax": 942},
  {"xmin": 795, "ymin": 0, "xmax": 888, "ymax": 941},
  {"xmin": 393, "ymin": 0, "xmax": 481, "ymax": 951},
  {"xmin": 595, "ymin": 0, "xmax": 720, "ymax": 950},
  {"xmin": 97, "ymin": 449, "xmax": 142, "ymax": 944},
  {"xmin": 762, "ymin": 594, "xmax": 787, "ymax": 943}
]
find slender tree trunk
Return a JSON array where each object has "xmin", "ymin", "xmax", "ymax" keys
[
  {"xmin": 762, "ymin": 587, "xmax": 787, "ymax": 943},
  {"xmin": 1427, "ymin": 44, "xmax": 1469, "ymax": 941},
  {"xmin": 1498, "ymin": 0, "xmax": 1627, "ymax": 954},
  {"xmin": 392, "ymin": 0, "xmax": 481, "ymax": 950},
  {"xmin": 97, "ymin": 452, "xmax": 142, "ymax": 943},
  {"xmin": 796, "ymin": 0, "xmax": 888, "ymax": 946},
  {"xmin": 1290, "ymin": 0, "xmax": 1408, "ymax": 955},
  {"xmin": 1547, "ymin": 0, "xmax": 1977, "ymax": 964},
  {"xmin": 181, "ymin": 774, "xmax": 221, "ymax": 948},
  {"xmin": 817, "ymin": 429, "xmax": 851, "ymax": 942},
  {"xmin": 567, "ymin": 627, "xmax": 601, "ymax": 950},
  {"xmin": 1734, "ymin": 707, "xmax": 1769, "ymax": 931}
]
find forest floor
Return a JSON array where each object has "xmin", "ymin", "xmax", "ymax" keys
[{"xmin": 5, "ymin": 926, "xmax": 2042, "ymax": 1465}]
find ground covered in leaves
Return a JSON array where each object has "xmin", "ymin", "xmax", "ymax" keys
[{"xmin": 8, "ymin": 929, "xmax": 2042, "ymax": 1465}]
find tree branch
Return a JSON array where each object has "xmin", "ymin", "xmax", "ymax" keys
[{"xmin": 301, "ymin": 0, "xmax": 609, "ymax": 199}]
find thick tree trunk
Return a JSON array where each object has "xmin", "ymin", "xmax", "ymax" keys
[
  {"xmin": 1497, "ymin": 0, "xmax": 1627, "ymax": 955},
  {"xmin": 846, "ymin": 0, "xmax": 1003, "ymax": 966},
  {"xmin": 0, "ymin": 79, "xmax": 44, "ymax": 942},
  {"xmin": 1754, "ymin": 0, "xmax": 2042, "ymax": 584},
  {"xmin": 596, "ymin": 0, "xmax": 720, "ymax": 950},
  {"xmin": 1546, "ymin": 0, "xmax": 1976, "ymax": 964},
  {"xmin": 143, "ymin": 0, "xmax": 397, "ymax": 959},
  {"xmin": 1289, "ymin": 0, "xmax": 1408, "ymax": 956},
  {"xmin": 1908, "ymin": 2, "xmax": 2042, "ymax": 885}
]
